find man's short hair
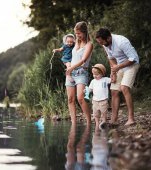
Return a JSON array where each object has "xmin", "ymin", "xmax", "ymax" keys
[{"xmin": 95, "ymin": 28, "xmax": 111, "ymax": 40}]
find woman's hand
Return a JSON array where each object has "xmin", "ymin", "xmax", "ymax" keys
[
  {"xmin": 52, "ymin": 49, "xmax": 56, "ymax": 53},
  {"xmin": 66, "ymin": 66, "xmax": 74, "ymax": 75}
]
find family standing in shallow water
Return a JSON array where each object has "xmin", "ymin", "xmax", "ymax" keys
[{"xmin": 56, "ymin": 21, "xmax": 139, "ymax": 128}]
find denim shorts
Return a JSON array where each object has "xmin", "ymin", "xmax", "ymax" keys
[{"xmin": 65, "ymin": 67, "xmax": 89, "ymax": 87}]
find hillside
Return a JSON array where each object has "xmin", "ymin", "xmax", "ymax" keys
[{"xmin": 0, "ymin": 37, "xmax": 41, "ymax": 100}]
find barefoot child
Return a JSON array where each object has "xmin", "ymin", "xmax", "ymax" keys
[
  {"xmin": 88, "ymin": 64, "xmax": 111, "ymax": 129},
  {"xmin": 53, "ymin": 34, "xmax": 75, "ymax": 81}
]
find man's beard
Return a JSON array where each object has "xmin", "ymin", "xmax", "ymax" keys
[{"xmin": 104, "ymin": 42, "xmax": 110, "ymax": 47}]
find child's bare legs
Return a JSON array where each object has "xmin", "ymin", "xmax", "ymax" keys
[
  {"xmin": 94, "ymin": 116, "xmax": 100, "ymax": 128},
  {"xmin": 93, "ymin": 102, "xmax": 100, "ymax": 128},
  {"xmin": 99, "ymin": 101, "xmax": 108, "ymax": 129},
  {"xmin": 100, "ymin": 100, "xmax": 108, "ymax": 123},
  {"xmin": 94, "ymin": 114, "xmax": 107, "ymax": 129},
  {"xmin": 101, "ymin": 111, "xmax": 107, "ymax": 123},
  {"xmin": 93, "ymin": 101, "xmax": 107, "ymax": 128},
  {"xmin": 65, "ymin": 62, "xmax": 74, "ymax": 82}
]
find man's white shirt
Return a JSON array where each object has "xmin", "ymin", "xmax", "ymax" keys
[{"xmin": 103, "ymin": 34, "xmax": 139, "ymax": 66}]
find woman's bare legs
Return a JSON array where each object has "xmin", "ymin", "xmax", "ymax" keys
[
  {"xmin": 66, "ymin": 86, "xmax": 76, "ymax": 124},
  {"xmin": 76, "ymin": 125, "xmax": 91, "ymax": 163},
  {"xmin": 66, "ymin": 123, "xmax": 76, "ymax": 167},
  {"xmin": 76, "ymin": 84, "xmax": 91, "ymax": 125}
]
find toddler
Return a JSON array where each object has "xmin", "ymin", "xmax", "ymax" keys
[
  {"xmin": 88, "ymin": 63, "xmax": 111, "ymax": 129},
  {"xmin": 53, "ymin": 34, "xmax": 75, "ymax": 81}
]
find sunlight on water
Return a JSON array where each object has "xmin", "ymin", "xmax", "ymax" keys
[
  {"xmin": 0, "ymin": 149, "xmax": 21, "ymax": 155},
  {"xmin": 0, "ymin": 164, "xmax": 36, "ymax": 170},
  {"xmin": 0, "ymin": 155, "xmax": 33, "ymax": 163},
  {"xmin": 0, "ymin": 134, "xmax": 11, "ymax": 138},
  {"xmin": 3, "ymin": 126, "xmax": 17, "ymax": 130},
  {"xmin": 0, "ymin": 116, "xmax": 114, "ymax": 170}
]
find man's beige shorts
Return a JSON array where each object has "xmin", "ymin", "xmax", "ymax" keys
[
  {"xmin": 92, "ymin": 99, "xmax": 108, "ymax": 118},
  {"xmin": 111, "ymin": 64, "xmax": 140, "ymax": 91}
]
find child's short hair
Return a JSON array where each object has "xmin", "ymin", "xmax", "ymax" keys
[{"xmin": 63, "ymin": 34, "xmax": 75, "ymax": 44}]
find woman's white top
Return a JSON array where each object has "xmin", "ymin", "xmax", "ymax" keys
[{"xmin": 71, "ymin": 45, "xmax": 92, "ymax": 68}]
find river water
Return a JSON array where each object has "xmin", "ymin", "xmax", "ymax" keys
[{"xmin": 0, "ymin": 115, "xmax": 113, "ymax": 170}]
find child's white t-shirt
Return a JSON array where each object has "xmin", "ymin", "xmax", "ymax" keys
[{"xmin": 89, "ymin": 77, "xmax": 111, "ymax": 101}]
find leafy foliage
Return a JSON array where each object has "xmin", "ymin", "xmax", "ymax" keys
[
  {"xmin": 97, "ymin": 0, "xmax": 151, "ymax": 85},
  {"xmin": 18, "ymin": 49, "xmax": 68, "ymax": 117},
  {"xmin": 1, "ymin": 0, "xmax": 151, "ymax": 117},
  {"xmin": 25, "ymin": 0, "xmax": 113, "ymax": 45}
]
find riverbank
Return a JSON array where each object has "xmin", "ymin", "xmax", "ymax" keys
[
  {"xmin": 108, "ymin": 89, "xmax": 151, "ymax": 170},
  {"xmin": 0, "ymin": 89, "xmax": 151, "ymax": 170}
]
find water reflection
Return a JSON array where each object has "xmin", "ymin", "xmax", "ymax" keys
[
  {"xmin": 65, "ymin": 124, "xmax": 112, "ymax": 170},
  {"xmin": 0, "ymin": 119, "xmax": 37, "ymax": 170},
  {"xmin": 90, "ymin": 126, "xmax": 112, "ymax": 170},
  {"xmin": 35, "ymin": 117, "xmax": 45, "ymax": 134},
  {"xmin": 0, "ymin": 115, "xmax": 114, "ymax": 170},
  {"xmin": 65, "ymin": 124, "xmax": 91, "ymax": 170}
]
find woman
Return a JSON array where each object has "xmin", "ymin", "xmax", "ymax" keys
[{"xmin": 66, "ymin": 21, "xmax": 93, "ymax": 125}]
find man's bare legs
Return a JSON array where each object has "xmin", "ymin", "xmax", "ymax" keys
[
  {"xmin": 66, "ymin": 86, "xmax": 76, "ymax": 124},
  {"xmin": 110, "ymin": 90, "xmax": 120, "ymax": 124},
  {"xmin": 77, "ymin": 84, "xmax": 91, "ymax": 126},
  {"xmin": 111, "ymin": 86, "xmax": 135, "ymax": 125},
  {"xmin": 121, "ymin": 85, "xmax": 135, "ymax": 125}
]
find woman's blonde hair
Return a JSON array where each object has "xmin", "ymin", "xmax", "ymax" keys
[{"xmin": 74, "ymin": 21, "xmax": 90, "ymax": 45}]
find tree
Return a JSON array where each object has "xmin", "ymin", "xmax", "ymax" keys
[
  {"xmin": 24, "ymin": 0, "xmax": 113, "ymax": 46},
  {"xmin": 97, "ymin": 0, "xmax": 151, "ymax": 86}
]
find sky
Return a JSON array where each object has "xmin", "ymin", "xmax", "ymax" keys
[{"xmin": 0, "ymin": 0, "xmax": 39, "ymax": 53}]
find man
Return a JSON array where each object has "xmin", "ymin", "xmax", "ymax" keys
[{"xmin": 95, "ymin": 27, "xmax": 139, "ymax": 126}]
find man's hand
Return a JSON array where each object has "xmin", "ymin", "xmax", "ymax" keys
[
  {"xmin": 111, "ymin": 65, "xmax": 120, "ymax": 73},
  {"xmin": 110, "ymin": 73, "xmax": 117, "ymax": 83}
]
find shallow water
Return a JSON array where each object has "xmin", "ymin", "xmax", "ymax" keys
[{"xmin": 0, "ymin": 118, "xmax": 112, "ymax": 170}]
